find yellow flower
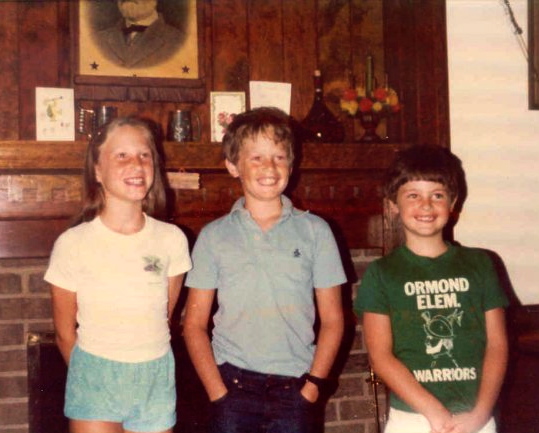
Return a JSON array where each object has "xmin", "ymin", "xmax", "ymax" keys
[
  {"xmin": 340, "ymin": 99, "xmax": 359, "ymax": 116},
  {"xmin": 372, "ymin": 101, "xmax": 384, "ymax": 112},
  {"xmin": 356, "ymin": 86, "xmax": 367, "ymax": 98},
  {"xmin": 388, "ymin": 89, "xmax": 399, "ymax": 106}
]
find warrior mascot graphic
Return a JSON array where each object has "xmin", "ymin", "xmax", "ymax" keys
[{"xmin": 421, "ymin": 310, "xmax": 463, "ymax": 368}]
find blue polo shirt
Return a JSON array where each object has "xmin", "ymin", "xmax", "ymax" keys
[{"xmin": 186, "ymin": 195, "xmax": 346, "ymax": 377}]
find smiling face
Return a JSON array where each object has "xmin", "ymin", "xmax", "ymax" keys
[
  {"xmin": 225, "ymin": 129, "xmax": 291, "ymax": 208},
  {"xmin": 95, "ymin": 124, "xmax": 155, "ymax": 210},
  {"xmin": 390, "ymin": 180, "xmax": 456, "ymax": 244}
]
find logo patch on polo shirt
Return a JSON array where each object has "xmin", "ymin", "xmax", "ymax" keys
[{"xmin": 293, "ymin": 249, "xmax": 301, "ymax": 257}]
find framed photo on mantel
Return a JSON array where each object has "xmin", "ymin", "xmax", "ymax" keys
[{"xmin": 73, "ymin": 0, "xmax": 205, "ymax": 103}]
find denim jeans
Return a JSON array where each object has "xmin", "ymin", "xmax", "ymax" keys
[{"xmin": 209, "ymin": 363, "xmax": 319, "ymax": 433}]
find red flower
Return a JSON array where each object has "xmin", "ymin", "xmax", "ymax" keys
[
  {"xmin": 373, "ymin": 87, "xmax": 388, "ymax": 101},
  {"xmin": 340, "ymin": 82, "xmax": 401, "ymax": 117},
  {"xmin": 342, "ymin": 88, "xmax": 358, "ymax": 101},
  {"xmin": 358, "ymin": 98, "xmax": 374, "ymax": 112}
]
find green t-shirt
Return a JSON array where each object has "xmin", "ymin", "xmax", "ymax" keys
[{"xmin": 354, "ymin": 244, "xmax": 508, "ymax": 413}]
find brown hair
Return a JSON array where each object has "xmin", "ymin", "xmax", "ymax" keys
[
  {"xmin": 74, "ymin": 116, "xmax": 166, "ymax": 225},
  {"xmin": 383, "ymin": 145, "xmax": 466, "ymax": 204},
  {"xmin": 222, "ymin": 106, "xmax": 295, "ymax": 165}
]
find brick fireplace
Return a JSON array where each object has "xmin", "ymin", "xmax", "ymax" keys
[
  {"xmin": 0, "ymin": 250, "xmax": 388, "ymax": 433},
  {"xmin": 0, "ymin": 140, "xmax": 398, "ymax": 433},
  {"xmin": 0, "ymin": 257, "xmax": 52, "ymax": 431}
]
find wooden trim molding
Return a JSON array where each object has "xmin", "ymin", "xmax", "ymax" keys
[
  {"xmin": 0, "ymin": 141, "xmax": 401, "ymax": 171},
  {"xmin": 0, "ymin": 140, "xmax": 403, "ymax": 258}
]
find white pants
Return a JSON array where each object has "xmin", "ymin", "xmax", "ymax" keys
[{"xmin": 384, "ymin": 408, "xmax": 496, "ymax": 433}]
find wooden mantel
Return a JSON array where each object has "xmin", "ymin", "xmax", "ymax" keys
[
  {"xmin": 0, "ymin": 141, "xmax": 403, "ymax": 259},
  {"xmin": 0, "ymin": 141, "xmax": 400, "ymax": 171}
]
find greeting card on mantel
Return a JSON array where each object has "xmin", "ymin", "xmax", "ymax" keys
[
  {"xmin": 35, "ymin": 87, "xmax": 75, "ymax": 141},
  {"xmin": 249, "ymin": 81, "xmax": 291, "ymax": 114},
  {"xmin": 210, "ymin": 91, "xmax": 246, "ymax": 142}
]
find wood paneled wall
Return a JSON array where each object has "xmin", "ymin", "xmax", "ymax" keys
[
  {"xmin": 0, "ymin": 0, "xmax": 449, "ymax": 143},
  {"xmin": 384, "ymin": 0, "xmax": 450, "ymax": 146},
  {"xmin": 0, "ymin": 0, "xmax": 449, "ymax": 256}
]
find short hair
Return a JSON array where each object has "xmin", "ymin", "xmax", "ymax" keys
[
  {"xmin": 75, "ymin": 116, "xmax": 166, "ymax": 224},
  {"xmin": 383, "ymin": 145, "xmax": 466, "ymax": 204},
  {"xmin": 222, "ymin": 106, "xmax": 295, "ymax": 165}
]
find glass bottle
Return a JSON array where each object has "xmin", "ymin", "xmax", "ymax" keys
[{"xmin": 300, "ymin": 70, "xmax": 344, "ymax": 143}]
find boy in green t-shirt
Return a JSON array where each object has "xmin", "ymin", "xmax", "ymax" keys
[{"xmin": 354, "ymin": 145, "xmax": 508, "ymax": 433}]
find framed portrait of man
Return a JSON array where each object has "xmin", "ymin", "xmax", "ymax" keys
[{"xmin": 74, "ymin": 0, "xmax": 204, "ymax": 102}]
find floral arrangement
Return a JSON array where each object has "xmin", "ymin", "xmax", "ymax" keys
[
  {"xmin": 340, "ymin": 85, "xmax": 401, "ymax": 117},
  {"xmin": 217, "ymin": 111, "xmax": 236, "ymax": 134}
]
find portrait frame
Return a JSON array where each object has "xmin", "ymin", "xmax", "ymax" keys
[
  {"xmin": 529, "ymin": 0, "xmax": 539, "ymax": 109},
  {"xmin": 72, "ymin": 0, "xmax": 205, "ymax": 103}
]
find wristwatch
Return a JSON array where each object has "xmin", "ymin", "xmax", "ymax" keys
[{"xmin": 301, "ymin": 373, "xmax": 332, "ymax": 391}]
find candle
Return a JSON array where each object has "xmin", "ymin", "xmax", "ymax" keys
[{"xmin": 365, "ymin": 55, "xmax": 373, "ymax": 97}]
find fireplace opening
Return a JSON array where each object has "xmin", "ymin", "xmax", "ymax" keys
[{"xmin": 27, "ymin": 332, "xmax": 68, "ymax": 433}]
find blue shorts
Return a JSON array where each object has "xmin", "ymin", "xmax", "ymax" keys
[{"xmin": 65, "ymin": 345, "xmax": 176, "ymax": 432}]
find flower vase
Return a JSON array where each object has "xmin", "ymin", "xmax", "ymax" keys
[{"xmin": 357, "ymin": 112, "xmax": 382, "ymax": 143}]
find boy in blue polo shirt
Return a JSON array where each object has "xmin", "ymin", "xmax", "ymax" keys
[{"xmin": 183, "ymin": 106, "xmax": 346, "ymax": 433}]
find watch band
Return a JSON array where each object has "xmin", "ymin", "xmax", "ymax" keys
[{"xmin": 301, "ymin": 373, "xmax": 330, "ymax": 390}]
